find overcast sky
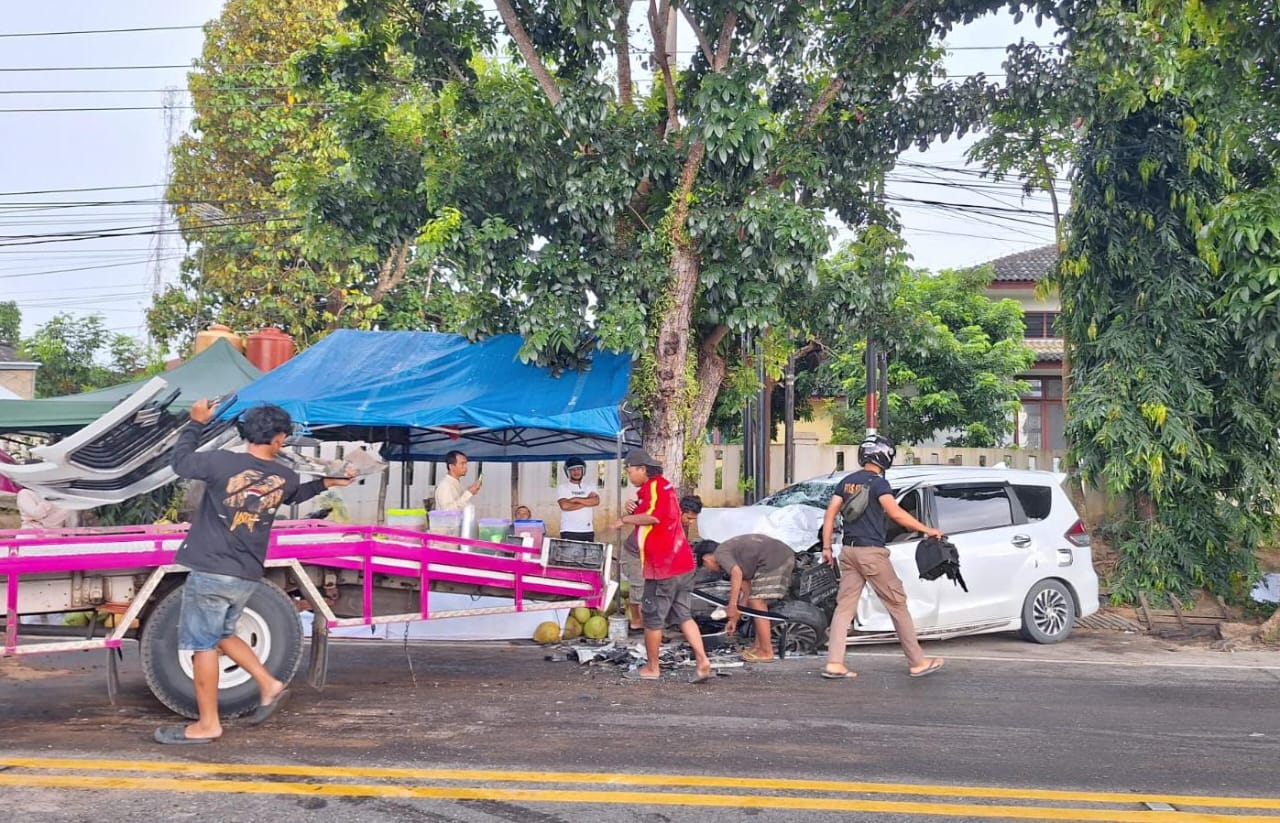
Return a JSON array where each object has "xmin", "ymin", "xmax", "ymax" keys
[{"xmin": 0, "ymin": 3, "xmax": 1061, "ymax": 346}]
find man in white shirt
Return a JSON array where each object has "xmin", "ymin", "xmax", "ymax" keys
[
  {"xmin": 556, "ymin": 457, "xmax": 599, "ymax": 541},
  {"xmin": 434, "ymin": 450, "xmax": 482, "ymax": 512}
]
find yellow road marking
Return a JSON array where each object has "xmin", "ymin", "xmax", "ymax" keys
[
  {"xmin": 3, "ymin": 756, "xmax": 1279, "ymax": 811},
  {"xmin": 1, "ymin": 773, "xmax": 1278, "ymax": 822}
]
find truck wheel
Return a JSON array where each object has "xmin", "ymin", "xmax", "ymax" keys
[
  {"xmin": 139, "ymin": 578, "xmax": 303, "ymax": 719},
  {"xmin": 1018, "ymin": 578, "xmax": 1077, "ymax": 644}
]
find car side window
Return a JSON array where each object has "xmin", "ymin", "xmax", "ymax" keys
[
  {"xmin": 1011, "ymin": 484, "xmax": 1053, "ymax": 521},
  {"xmin": 933, "ymin": 484, "xmax": 1014, "ymax": 534},
  {"xmin": 886, "ymin": 489, "xmax": 922, "ymax": 543}
]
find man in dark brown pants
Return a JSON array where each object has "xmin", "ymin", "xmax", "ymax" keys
[{"xmin": 819, "ymin": 435, "xmax": 946, "ymax": 680}]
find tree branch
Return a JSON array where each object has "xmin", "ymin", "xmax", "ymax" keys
[
  {"xmin": 768, "ymin": 0, "xmax": 922, "ymax": 186},
  {"xmin": 492, "ymin": 0, "xmax": 562, "ymax": 107},
  {"xmin": 615, "ymin": 0, "xmax": 633, "ymax": 108},
  {"xmin": 678, "ymin": 4, "xmax": 716, "ymax": 66},
  {"xmin": 371, "ymin": 242, "xmax": 411, "ymax": 303},
  {"xmin": 648, "ymin": 0, "xmax": 679, "ymax": 135},
  {"xmin": 712, "ymin": 10, "xmax": 737, "ymax": 72}
]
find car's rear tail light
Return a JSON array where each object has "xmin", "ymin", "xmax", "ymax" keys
[{"xmin": 1065, "ymin": 519, "xmax": 1091, "ymax": 547}]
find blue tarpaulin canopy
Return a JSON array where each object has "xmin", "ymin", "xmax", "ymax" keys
[{"xmin": 219, "ymin": 330, "xmax": 640, "ymax": 462}]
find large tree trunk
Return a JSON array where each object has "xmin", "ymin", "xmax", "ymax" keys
[{"xmin": 645, "ymin": 244, "xmax": 701, "ymax": 477}]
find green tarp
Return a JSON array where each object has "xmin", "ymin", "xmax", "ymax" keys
[{"xmin": 0, "ymin": 339, "xmax": 262, "ymax": 436}]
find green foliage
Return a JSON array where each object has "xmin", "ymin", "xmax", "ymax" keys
[
  {"xmin": 21, "ymin": 314, "xmax": 161, "ymax": 398},
  {"xmin": 150, "ymin": 0, "xmax": 460, "ymax": 351},
  {"xmin": 0, "ymin": 301, "xmax": 19, "ymax": 346},
  {"xmin": 1029, "ymin": 0, "xmax": 1280, "ymax": 601},
  {"xmin": 92, "ymin": 484, "xmax": 184, "ymax": 527},
  {"xmin": 149, "ymin": 0, "xmax": 348, "ymax": 351},
  {"xmin": 819, "ymin": 233, "xmax": 1032, "ymax": 447},
  {"xmin": 299, "ymin": 0, "xmax": 1021, "ymax": 479}
]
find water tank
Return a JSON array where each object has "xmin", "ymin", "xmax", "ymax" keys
[
  {"xmin": 193, "ymin": 324, "xmax": 244, "ymax": 354},
  {"xmin": 245, "ymin": 328, "xmax": 296, "ymax": 372}
]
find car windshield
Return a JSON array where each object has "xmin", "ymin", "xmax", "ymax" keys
[{"xmin": 759, "ymin": 479, "xmax": 837, "ymax": 509}]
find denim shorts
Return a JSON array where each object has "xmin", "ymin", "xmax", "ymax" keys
[{"xmin": 178, "ymin": 571, "xmax": 260, "ymax": 652}]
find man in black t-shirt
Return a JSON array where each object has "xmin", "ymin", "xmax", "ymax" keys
[
  {"xmin": 819, "ymin": 434, "xmax": 946, "ymax": 681},
  {"xmin": 154, "ymin": 401, "xmax": 352, "ymax": 745}
]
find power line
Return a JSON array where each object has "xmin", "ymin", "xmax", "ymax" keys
[
  {"xmin": 0, "ymin": 64, "xmax": 196, "ymax": 72},
  {"xmin": 0, "ymin": 184, "xmax": 163, "ymax": 197},
  {"xmin": 0, "ymin": 24, "xmax": 205, "ymax": 39}
]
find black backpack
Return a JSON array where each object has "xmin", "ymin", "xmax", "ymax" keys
[{"xmin": 915, "ymin": 536, "xmax": 967, "ymax": 592}]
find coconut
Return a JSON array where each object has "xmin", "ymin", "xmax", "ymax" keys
[
  {"xmin": 570, "ymin": 606, "xmax": 592, "ymax": 625},
  {"xmin": 583, "ymin": 615, "xmax": 609, "ymax": 640},
  {"xmin": 563, "ymin": 615, "xmax": 583, "ymax": 640},
  {"xmin": 532, "ymin": 621, "xmax": 561, "ymax": 643}
]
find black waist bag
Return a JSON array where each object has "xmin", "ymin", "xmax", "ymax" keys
[{"xmin": 915, "ymin": 537, "xmax": 967, "ymax": 592}]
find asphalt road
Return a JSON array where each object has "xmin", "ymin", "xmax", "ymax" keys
[{"xmin": 2, "ymin": 629, "xmax": 1278, "ymax": 822}]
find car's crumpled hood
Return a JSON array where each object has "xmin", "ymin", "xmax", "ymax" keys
[{"xmin": 697, "ymin": 504, "xmax": 824, "ymax": 551}]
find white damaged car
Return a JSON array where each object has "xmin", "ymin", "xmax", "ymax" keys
[{"xmin": 695, "ymin": 466, "xmax": 1099, "ymax": 650}]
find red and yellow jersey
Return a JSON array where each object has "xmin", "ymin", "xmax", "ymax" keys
[{"xmin": 634, "ymin": 475, "xmax": 694, "ymax": 580}]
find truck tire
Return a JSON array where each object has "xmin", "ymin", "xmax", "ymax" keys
[{"xmin": 139, "ymin": 578, "xmax": 303, "ymax": 719}]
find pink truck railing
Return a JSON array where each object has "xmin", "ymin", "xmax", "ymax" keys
[{"xmin": 1, "ymin": 521, "xmax": 613, "ymax": 662}]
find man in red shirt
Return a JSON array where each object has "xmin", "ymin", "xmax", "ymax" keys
[{"xmin": 613, "ymin": 449, "xmax": 713, "ymax": 683}]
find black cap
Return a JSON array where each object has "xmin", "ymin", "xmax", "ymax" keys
[{"xmin": 624, "ymin": 448, "xmax": 659, "ymax": 468}]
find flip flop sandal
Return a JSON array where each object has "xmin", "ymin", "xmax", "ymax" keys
[
  {"xmin": 622, "ymin": 669, "xmax": 661, "ymax": 681},
  {"xmin": 249, "ymin": 688, "xmax": 291, "ymax": 725},
  {"xmin": 820, "ymin": 668, "xmax": 858, "ymax": 680},
  {"xmin": 740, "ymin": 650, "xmax": 778, "ymax": 663},
  {"xmin": 689, "ymin": 670, "xmax": 714, "ymax": 684},
  {"xmin": 153, "ymin": 725, "xmax": 215, "ymax": 745},
  {"xmin": 909, "ymin": 659, "xmax": 946, "ymax": 678}
]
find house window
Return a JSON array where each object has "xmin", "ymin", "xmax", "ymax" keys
[
  {"xmin": 1018, "ymin": 376, "xmax": 1065, "ymax": 450},
  {"xmin": 1023, "ymin": 312, "xmax": 1060, "ymax": 339}
]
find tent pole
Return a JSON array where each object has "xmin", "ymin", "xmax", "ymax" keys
[
  {"xmin": 510, "ymin": 461, "xmax": 520, "ymax": 518},
  {"xmin": 615, "ymin": 432, "xmax": 625, "ymax": 549},
  {"xmin": 375, "ymin": 461, "xmax": 390, "ymax": 524}
]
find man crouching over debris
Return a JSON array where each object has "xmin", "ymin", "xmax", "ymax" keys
[
  {"xmin": 695, "ymin": 534, "xmax": 796, "ymax": 663},
  {"xmin": 613, "ymin": 449, "xmax": 714, "ymax": 683}
]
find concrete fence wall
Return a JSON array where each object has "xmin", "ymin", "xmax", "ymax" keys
[{"xmin": 307, "ymin": 442, "xmax": 1068, "ymax": 534}]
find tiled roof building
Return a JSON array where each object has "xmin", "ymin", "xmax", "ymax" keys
[{"xmin": 986, "ymin": 244, "xmax": 1058, "ymax": 283}]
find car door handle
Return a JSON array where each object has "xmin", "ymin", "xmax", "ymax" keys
[{"xmin": 1011, "ymin": 534, "xmax": 1032, "ymax": 548}]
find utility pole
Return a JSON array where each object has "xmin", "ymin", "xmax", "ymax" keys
[
  {"xmin": 783, "ymin": 352, "xmax": 796, "ymax": 485},
  {"xmin": 741, "ymin": 330, "xmax": 755, "ymax": 504},
  {"xmin": 865, "ymin": 338, "xmax": 878, "ymax": 436},
  {"xmin": 755, "ymin": 336, "xmax": 768, "ymax": 498}
]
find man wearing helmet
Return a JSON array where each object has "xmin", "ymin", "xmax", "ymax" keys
[
  {"xmin": 557, "ymin": 456, "xmax": 600, "ymax": 542},
  {"xmin": 819, "ymin": 434, "xmax": 947, "ymax": 680}
]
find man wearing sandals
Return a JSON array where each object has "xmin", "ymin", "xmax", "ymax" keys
[
  {"xmin": 154, "ymin": 401, "xmax": 353, "ymax": 744},
  {"xmin": 613, "ymin": 449, "xmax": 714, "ymax": 684},
  {"xmin": 820, "ymin": 434, "xmax": 946, "ymax": 681},
  {"xmin": 694, "ymin": 534, "xmax": 795, "ymax": 663}
]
